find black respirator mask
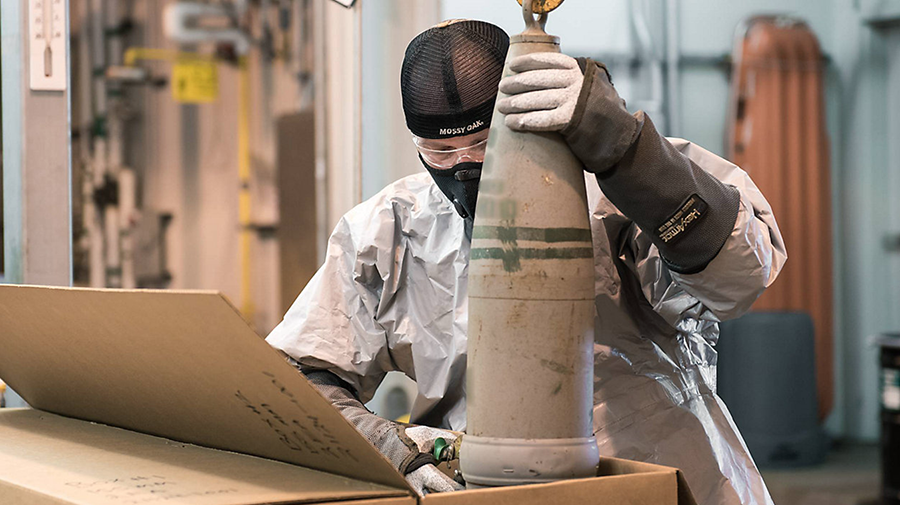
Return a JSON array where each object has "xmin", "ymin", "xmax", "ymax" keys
[{"xmin": 420, "ymin": 156, "xmax": 482, "ymax": 220}]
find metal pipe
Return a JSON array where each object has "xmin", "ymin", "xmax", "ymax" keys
[
  {"xmin": 354, "ymin": 3, "xmax": 363, "ymax": 205},
  {"xmin": 313, "ymin": 0, "xmax": 329, "ymax": 263},
  {"xmin": 75, "ymin": 1, "xmax": 98, "ymax": 287},
  {"xmin": 88, "ymin": 0, "xmax": 107, "ymax": 287},
  {"xmin": 630, "ymin": 0, "xmax": 665, "ymax": 129},
  {"xmin": 163, "ymin": 2, "xmax": 250, "ymax": 54},
  {"xmin": 294, "ymin": 0, "xmax": 314, "ymax": 109},
  {"xmin": 665, "ymin": 0, "xmax": 681, "ymax": 137},
  {"xmin": 725, "ymin": 16, "xmax": 754, "ymax": 158},
  {"xmin": 238, "ymin": 55, "xmax": 255, "ymax": 319},
  {"xmin": 119, "ymin": 169, "xmax": 137, "ymax": 289},
  {"xmin": 105, "ymin": 0, "xmax": 124, "ymax": 288}
]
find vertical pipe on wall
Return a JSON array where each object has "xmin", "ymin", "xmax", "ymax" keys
[
  {"xmin": 179, "ymin": 101, "xmax": 201, "ymax": 289},
  {"xmin": 238, "ymin": 55, "xmax": 255, "ymax": 319},
  {"xmin": 74, "ymin": 1, "xmax": 97, "ymax": 287},
  {"xmin": 630, "ymin": 0, "xmax": 666, "ymax": 132},
  {"xmin": 88, "ymin": 0, "xmax": 107, "ymax": 287},
  {"xmin": 665, "ymin": 0, "xmax": 681, "ymax": 138},
  {"xmin": 106, "ymin": 0, "xmax": 138, "ymax": 290},
  {"xmin": 119, "ymin": 169, "xmax": 137, "ymax": 289},
  {"xmin": 313, "ymin": 0, "xmax": 328, "ymax": 263},
  {"xmin": 355, "ymin": 8, "xmax": 363, "ymax": 206}
]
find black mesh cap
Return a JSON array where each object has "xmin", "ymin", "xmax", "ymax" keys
[{"xmin": 401, "ymin": 20, "xmax": 509, "ymax": 139}]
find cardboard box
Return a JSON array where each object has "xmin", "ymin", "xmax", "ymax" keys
[{"xmin": 0, "ymin": 285, "xmax": 696, "ymax": 505}]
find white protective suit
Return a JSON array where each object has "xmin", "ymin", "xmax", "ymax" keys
[{"xmin": 267, "ymin": 138, "xmax": 786, "ymax": 505}]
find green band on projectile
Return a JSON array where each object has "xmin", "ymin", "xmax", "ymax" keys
[
  {"xmin": 470, "ymin": 247, "xmax": 594, "ymax": 260},
  {"xmin": 472, "ymin": 226, "xmax": 592, "ymax": 243},
  {"xmin": 471, "ymin": 246, "xmax": 593, "ymax": 272}
]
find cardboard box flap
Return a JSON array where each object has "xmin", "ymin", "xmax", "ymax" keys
[
  {"xmin": 0, "ymin": 285, "xmax": 410, "ymax": 492},
  {"xmin": 0, "ymin": 408, "xmax": 407, "ymax": 505},
  {"xmin": 419, "ymin": 456, "xmax": 695, "ymax": 505},
  {"xmin": 420, "ymin": 472, "xmax": 678, "ymax": 505},
  {"xmin": 598, "ymin": 458, "xmax": 698, "ymax": 505}
]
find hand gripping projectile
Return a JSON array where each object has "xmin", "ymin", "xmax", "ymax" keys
[{"xmin": 460, "ymin": 0, "xmax": 600, "ymax": 488}]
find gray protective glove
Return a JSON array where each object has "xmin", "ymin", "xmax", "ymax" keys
[
  {"xmin": 498, "ymin": 52, "xmax": 642, "ymax": 174},
  {"xmin": 497, "ymin": 52, "xmax": 583, "ymax": 132},
  {"xmin": 302, "ymin": 370, "xmax": 421, "ymax": 473},
  {"xmin": 403, "ymin": 425, "xmax": 461, "ymax": 456},
  {"xmin": 405, "ymin": 464, "xmax": 465, "ymax": 495},
  {"xmin": 402, "ymin": 426, "xmax": 463, "ymax": 495},
  {"xmin": 301, "ymin": 368, "xmax": 463, "ymax": 495}
]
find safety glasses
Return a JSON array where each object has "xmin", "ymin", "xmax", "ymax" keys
[{"xmin": 412, "ymin": 135, "xmax": 489, "ymax": 169}]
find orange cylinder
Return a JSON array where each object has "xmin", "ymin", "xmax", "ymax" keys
[{"xmin": 727, "ymin": 17, "xmax": 833, "ymax": 420}]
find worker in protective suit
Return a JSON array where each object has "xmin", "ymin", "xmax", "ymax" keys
[{"xmin": 267, "ymin": 19, "xmax": 786, "ymax": 505}]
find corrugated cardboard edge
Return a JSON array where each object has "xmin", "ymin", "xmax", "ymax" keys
[
  {"xmin": 599, "ymin": 457, "xmax": 698, "ymax": 505},
  {"xmin": 421, "ymin": 467, "xmax": 678, "ymax": 505},
  {"xmin": 675, "ymin": 470, "xmax": 698, "ymax": 505},
  {"xmin": 343, "ymin": 500, "xmax": 417, "ymax": 505}
]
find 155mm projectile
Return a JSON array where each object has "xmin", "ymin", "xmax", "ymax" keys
[{"xmin": 460, "ymin": 0, "xmax": 600, "ymax": 488}]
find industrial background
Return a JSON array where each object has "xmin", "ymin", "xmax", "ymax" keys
[{"xmin": 2, "ymin": 0, "xmax": 899, "ymax": 503}]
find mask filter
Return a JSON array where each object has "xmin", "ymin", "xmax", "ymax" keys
[{"xmin": 422, "ymin": 157, "xmax": 482, "ymax": 220}]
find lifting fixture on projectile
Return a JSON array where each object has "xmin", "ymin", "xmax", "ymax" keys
[{"xmin": 460, "ymin": 0, "xmax": 600, "ymax": 489}]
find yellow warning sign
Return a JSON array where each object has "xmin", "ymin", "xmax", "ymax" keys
[{"xmin": 172, "ymin": 59, "xmax": 218, "ymax": 103}]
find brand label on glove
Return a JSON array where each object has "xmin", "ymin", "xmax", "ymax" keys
[{"xmin": 657, "ymin": 194, "xmax": 708, "ymax": 244}]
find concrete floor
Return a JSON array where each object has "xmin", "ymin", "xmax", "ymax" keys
[{"xmin": 761, "ymin": 443, "xmax": 880, "ymax": 505}]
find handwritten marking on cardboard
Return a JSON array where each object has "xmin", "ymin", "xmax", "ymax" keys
[
  {"xmin": 232, "ymin": 371, "xmax": 360, "ymax": 463},
  {"xmin": 64, "ymin": 475, "xmax": 239, "ymax": 504}
]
